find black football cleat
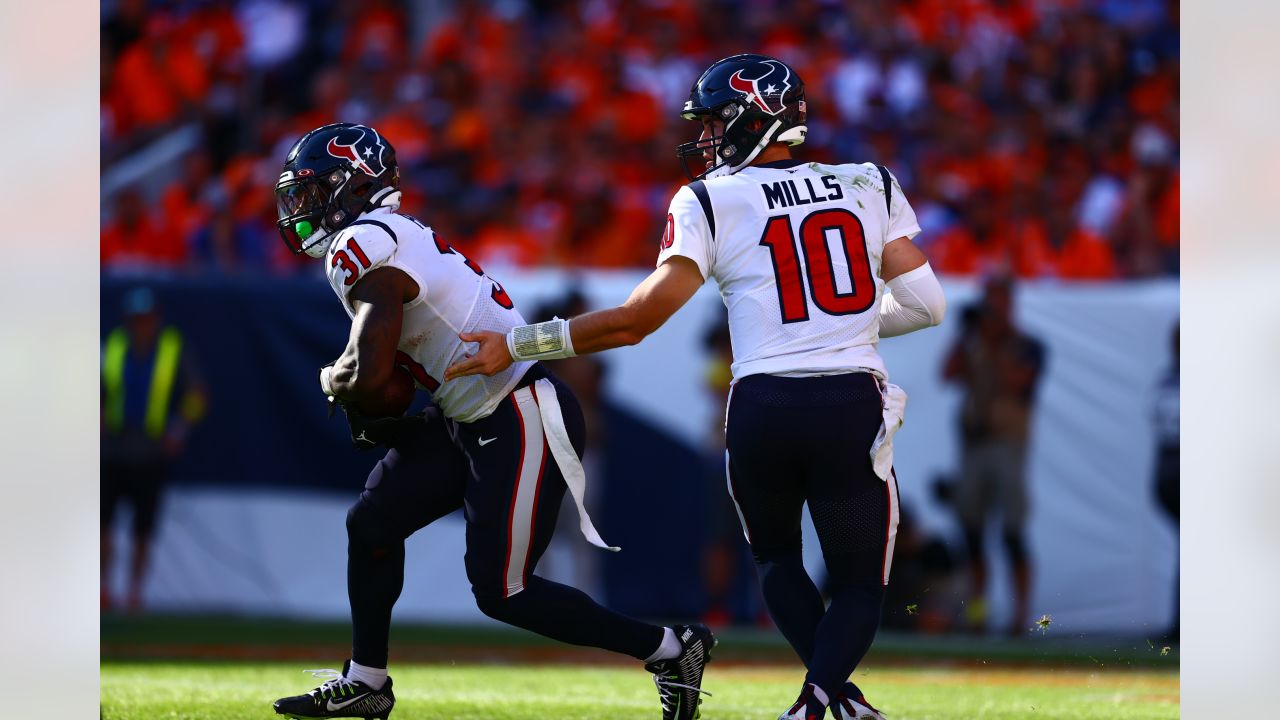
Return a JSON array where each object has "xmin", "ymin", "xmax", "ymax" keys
[
  {"xmin": 645, "ymin": 624, "xmax": 716, "ymax": 720},
  {"xmin": 273, "ymin": 660, "xmax": 395, "ymax": 719},
  {"xmin": 830, "ymin": 681, "xmax": 886, "ymax": 720}
]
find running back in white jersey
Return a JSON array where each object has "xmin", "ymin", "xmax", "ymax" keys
[
  {"xmin": 657, "ymin": 160, "xmax": 922, "ymax": 380},
  {"xmin": 324, "ymin": 207, "xmax": 533, "ymax": 423}
]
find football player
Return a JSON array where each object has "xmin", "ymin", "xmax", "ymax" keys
[
  {"xmin": 447, "ymin": 54, "xmax": 947, "ymax": 720},
  {"xmin": 270, "ymin": 123, "xmax": 715, "ymax": 720}
]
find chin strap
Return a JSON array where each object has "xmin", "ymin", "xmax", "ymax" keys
[
  {"xmin": 776, "ymin": 124, "xmax": 808, "ymax": 145},
  {"xmin": 707, "ymin": 118, "xmax": 785, "ymax": 178},
  {"xmin": 371, "ymin": 188, "xmax": 402, "ymax": 211}
]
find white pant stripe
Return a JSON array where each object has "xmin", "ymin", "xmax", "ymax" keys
[
  {"xmin": 504, "ymin": 387, "xmax": 546, "ymax": 598},
  {"xmin": 724, "ymin": 450, "xmax": 752, "ymax": 544},
  {"xmin": 882, "ymin": 470, "xmax": 901, "ymax": 585},
  {"xmin": 723, "ymin": 384, "xmax": 753, "ymax": 545}
]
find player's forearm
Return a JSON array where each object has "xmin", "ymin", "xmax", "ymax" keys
[
  {"xmin": 568, "ymin": 305, "xmax": 651, "ymax": 354},
  {"xmin": 329, "ymin": 314, "xmax": 401, "ymax": 402},
  {"xmin": 504, "ymin": 262, "xmax": 697, "ymax": 363},
  {"xmin": 879, "ymin": 262, "xmax": 946, "ymax": 338},
  {"xmin": 502, "ymin": 305, "xmax": 655, "ymax": 363},
  {"xmin": 329, "ymin": 351, "xmax": 392, "ymax": 403},
  {"xmin": 566, "ymin": 263, "xmax": 697, "ymax": 353}
]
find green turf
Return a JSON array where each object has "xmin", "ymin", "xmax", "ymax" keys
[
  {"xmin": 101, "ymin": 660, "xmax": 1178, "ymax": 720},
  {"xmin": 101, "ymin": 615, "xmax": 1180, "ymax": 668}
]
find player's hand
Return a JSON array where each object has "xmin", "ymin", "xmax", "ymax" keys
[
  {"xmin": 445, "ymin": 331, "xmax": 513, "ymax": 380},
  {"xmin": 338, "ymin": 402, "xmax": 441, "ymax": 450}
]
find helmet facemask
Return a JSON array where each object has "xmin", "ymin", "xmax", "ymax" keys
[
  {"xmin": 276, "ymin": 172, "xmax": 339, "ymax": 257},
  {"xmin": 678, "ymin": 102, "xmax": 785, "ymax": 180},
  {"xmin": 276, "ymin": 167, "xmax": 392, "ymax": 258}
]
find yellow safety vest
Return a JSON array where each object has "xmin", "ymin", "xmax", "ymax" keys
[{"xmin": 102, "ymin": 327, "xmax": 185, "ymax": 439}]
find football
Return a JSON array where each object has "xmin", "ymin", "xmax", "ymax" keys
[{"xmin": 353, "ymin": 365, "xmax": 417, "ymax": 417}]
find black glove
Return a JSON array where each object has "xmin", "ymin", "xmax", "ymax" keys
[{"xmin": 330, "ymin": 397, "xmax": 441, "ymax": 451}]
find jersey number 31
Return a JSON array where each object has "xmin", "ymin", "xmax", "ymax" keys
[{"xmin": 759, "ymin": 208, "xmax": 875, "ymax": 324}]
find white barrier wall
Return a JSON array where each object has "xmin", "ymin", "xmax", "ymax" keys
[{"xmin": 108, "ymin": 272, "xmax": 1178, "ymax": 634}]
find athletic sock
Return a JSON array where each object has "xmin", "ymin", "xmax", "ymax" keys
[
  {"xmin": 644, "ymin": 626, "xmax": 682, "ymax": 663},
  {"xmin": 809, "ymin": 683, "xmax": 829, "ymax": 707},
  {"xmin": 346, "ymin": 660, "xmax": 388, "ymax": 690}
]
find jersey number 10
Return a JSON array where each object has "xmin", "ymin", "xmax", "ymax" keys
[{"xmin": 759, "ymin": 208, "xmax": 875, "ymax": 324}]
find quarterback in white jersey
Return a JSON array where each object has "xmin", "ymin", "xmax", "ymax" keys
[
  {"xmin": 270, "ymin": 123, "xmax": 717, "ymax": 720},
  {"xmin": 658, "ymin": 157, "xmax": 923, "ymax": 381},
  {"xmin": 449, "ymin": 55, "xmax": 946, "ymax": 720}
]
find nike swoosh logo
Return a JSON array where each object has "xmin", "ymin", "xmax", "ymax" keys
[
  {"xmin": 478, "ymin": 436, "xmax": 497, "ymax": 446},
  {"xmin": 326, "ymin": 693, "xmax": 370, "ymax": 712}
]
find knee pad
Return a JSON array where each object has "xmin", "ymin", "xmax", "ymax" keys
[{"xmin": 1002, "ymin": 530, "xmax": 1027, "ymax": 566}]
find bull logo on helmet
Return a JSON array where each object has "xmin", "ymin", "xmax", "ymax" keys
[
  {"xmin": 728, "ymin": 60, "xmax": 793, "ymax": 116},
  {"xmin": 326, "ymin": 127, "xmax": 389, "ymax": 177}
]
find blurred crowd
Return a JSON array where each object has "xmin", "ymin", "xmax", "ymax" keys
[{"xmin": 101, "ymin": 0, "xmax": 1179, "ymax": 278}]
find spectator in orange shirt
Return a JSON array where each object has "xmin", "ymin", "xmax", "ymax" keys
[
  {"xmin": 471, "ymin": 203, "xmax": 547, "ymax": 269},
  {"xmin": 159, "ymin": 151, "xmax": 217, "ymax": 261},
  {"xmin": 930, "ymin": 195, "xmax": 1008, "ymax": 277},
  {"xmin": 111, "ymin": 16, "xmax": 208, "ymax": 134},
  {"xmin": 344, "ymin": 0, "xmax": 407, "ymax": 66},
  {"xmin": 1046, "ymin": 205, "xmax": 1117, "ymax": 280},
  {"xmin": 1002, "ymin": 187, "xmax": 1057, "ymax": 279},
  {"xmin": 103, "ymin": 189, "xmax": 181, "ymax": 269}
]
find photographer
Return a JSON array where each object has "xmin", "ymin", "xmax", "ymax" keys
[{"xmin": 942, "ymin": 276, "xmax": 1045, "ymax": 634}]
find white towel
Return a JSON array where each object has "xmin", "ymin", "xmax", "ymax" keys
[
  {"xmin": 533, "ymin": 378, "xmax": 620, "ymax": 552},
  {"xmin": 869, "ymin": 382, "xmax": 908, "ymax": 481}
]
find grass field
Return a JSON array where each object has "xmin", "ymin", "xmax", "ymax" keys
[
  {"xmin": 101, "ymin": 660, "xmax": 1178, "ymax": 720},
  {"xmin": 101, "ymin": 616, "xmax": 1179, "ymax": 719}
]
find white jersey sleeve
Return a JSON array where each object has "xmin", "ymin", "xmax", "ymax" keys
[
  {"xmin": 656, "ymin": 184, "xmax": 715, "ymax": 279},
  {"xmin": 325, "ymin": 218, "xmax": 426, "ymax": 316},
  {"xmin": 884, "ymin": 168, "xmax": 922, "ymax": 242}
]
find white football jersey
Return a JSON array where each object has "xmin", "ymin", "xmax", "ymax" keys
[
  {"xmin": 657, "ymin": 160, "xmax": 922, "ymax": 380},
  {"xmin": 324, "ymin": 207, "xmax": 533, "ymax": 423}
]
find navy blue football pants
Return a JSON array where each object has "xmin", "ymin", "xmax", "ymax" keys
[
  {"xmin": 725, "ymin": 371, "xmax": 899, "ymax": 700},
  {"xmin": 346, "ymin": 365, "xmax": 663, "ymax": 667}
]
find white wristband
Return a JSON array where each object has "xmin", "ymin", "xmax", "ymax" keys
[
  {"xmin": 507, "ymin": 318, "xmax": 577, "ymax": 361},
  {"xmin": 319, "ymin": 365, "xmax": 336, "ymax": 396}
]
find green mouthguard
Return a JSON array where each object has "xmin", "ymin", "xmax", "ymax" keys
[{"xmin": 295, "ymin": 220, "xmax": 314, "ymax": 240}]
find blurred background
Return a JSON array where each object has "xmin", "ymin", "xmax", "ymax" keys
[{"xmin": 100, "ymin": 0, "xmax": 1179, "ymax": 652}]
